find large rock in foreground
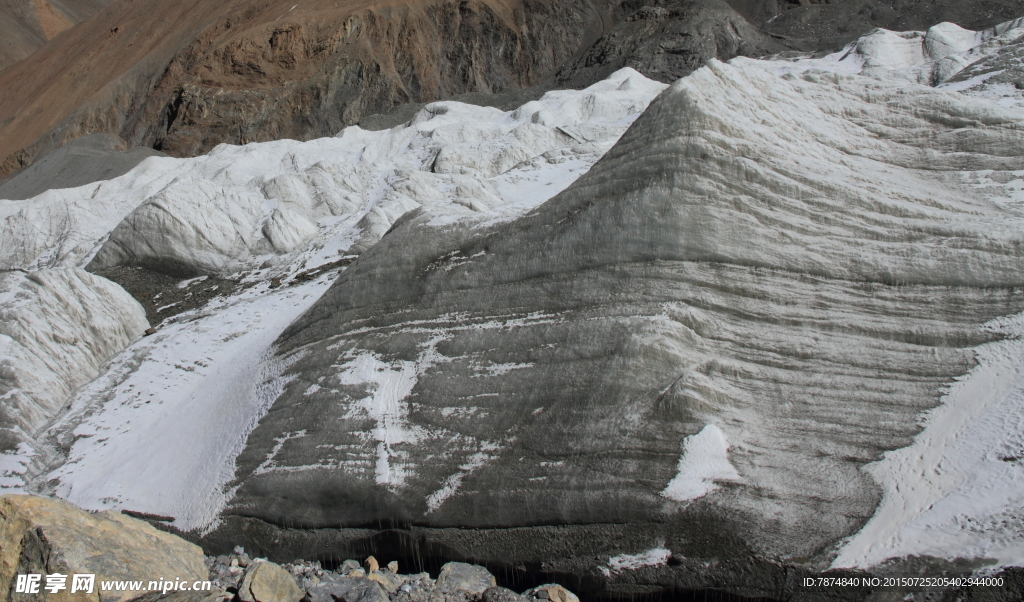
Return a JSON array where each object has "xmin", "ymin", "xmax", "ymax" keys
[
  {"xmin": 222, "ymin": 56, "xmax": 1024, "ymax": 581},
  {"xmin": 0, "ymin": 495, "xmax": 207, "ymax": 602}
]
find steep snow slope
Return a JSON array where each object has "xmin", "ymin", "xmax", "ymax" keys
[
  {"xmin": 43, "ymin": 275, "xmax": 334, "ymax": 530},
  {"xmin": 3, "ymin": 19, "xmax": 1024, "ymax": 585},
  {"xmin": 0, "ymin": 268, "xmax": 147, "ymax": 448}
]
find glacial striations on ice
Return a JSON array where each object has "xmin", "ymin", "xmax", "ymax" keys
[{"xmin": 2, "ymin": 17, "xmax": 1024, "ymax": 594}]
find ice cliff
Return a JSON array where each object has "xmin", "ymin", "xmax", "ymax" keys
[
  {"xmin": 0, "ymin": 268, "xmax": 147, "ymax": 453},
  {"xmin": 1, "ymin": 17, "xmax": 1024, "ymax": 592}
]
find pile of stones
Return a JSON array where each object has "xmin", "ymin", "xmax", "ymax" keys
[{"xmin": 204, "ymin": 549, "xmax": 580, "ymax": 602}]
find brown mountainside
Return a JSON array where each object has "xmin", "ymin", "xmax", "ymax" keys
[
  {"xmin": 0, "ymin": 0, "xmax": 112, "ymax": 73},
  {"xmin": 2, "ymin": 0, "xmax": 1023, "ymax": 183},
  {"xmin": 0, "ymin": 0, "xmax": 634, "ymax": 177}
]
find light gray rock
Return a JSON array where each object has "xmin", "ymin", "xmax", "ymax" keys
[
  {"xmin": 238, "ymin": 561, "xmax": 303, "ymax": 602},
  {"xmin": 127, "ymin": 590, "xmax": 227, "ymax": 602},
  {"xmin": 304, "ymin": 573, "xmax": 368, "ymax": 602},
  {"xmin": 482, "ymin": 586, "xmax": 529, "ymax": 602},
  {"xmin": 523, "ymin": 585, "xmax": 578, "ymax": 602},
  {"xmin": 334, "ymin": 579, "xmax": 390, "ymax": 602},
  {"xmin": 367, "ymin": 570, "xmax": 405, "ymax": 593},
  {"xmin": 435, "ymin": 563, "xmax": 496, "ymax": 595}
]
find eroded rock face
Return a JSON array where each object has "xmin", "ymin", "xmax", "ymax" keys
[
  {"xmin": 223, "ymin": 57, "xmax": 1024, "ymax": 571},
  {"xmin": 0, "ymin": 0, "xmax": 636, "ymax": 180},
  {"xmin": 124, "ymin": 0, "xmax": 626, "ymax": 158},
  {"xmin": 556, "ymin": 0, "xmax": 786, "ymax": 86},
  {"xmin": 0, "ymin": 495, "xmax": 206, "ymax": 602}
]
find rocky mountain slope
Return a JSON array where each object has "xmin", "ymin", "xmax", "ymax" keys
[
  {"xmin": 0, "ymin": 0, "xmax": 644, "ymax": 180},
  {"xmin": 3, "ymin": 17, "xmax": 1024, "ymax": 600},
  {"xmin": 0, "ymin": 0, "xmax": 111, "ymax": 73},
  {"xmin": 8, "ymin": 0, "xmax": 1022, "ymax": 191}
]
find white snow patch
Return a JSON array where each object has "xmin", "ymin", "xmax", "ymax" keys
[
  {"xmin": 0, "ymin": 443, "xmax": 36, "ymax": 493},
  {"xmin": 833, "ymin": 309, "xmax": 1024, "ymax": 570},
  {"xmin": 425, "ymin": 441, "xmax": 502, "ymax": 512},
  {"xmin": 661, "ymin": 425, "xmax": 741, "ymax": 502},
  {"xmin": 757, "ymin": 18, "xmax": 1024, "ymax": 88},
  {"xmin": 332, "ymin": 335, "xmax": 452, "ymax": 488},
  {"xmin": 43, "ymin": 274, "xmax": 334, "ymax": 531},
  {"xmin": 600, "ymin": 548, "xmax": 673, "ymax": 577}
]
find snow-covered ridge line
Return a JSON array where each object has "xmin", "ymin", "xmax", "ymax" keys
[
  {"xmin": 0, "ymin": 68, "xmax": 667, "ymax": 280},
  {"xmin": 762, "ymin": 17, "xmax": 1024, "ymax": 84}
]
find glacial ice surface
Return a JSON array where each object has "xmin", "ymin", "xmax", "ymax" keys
[
  {"xmin": 3, "ymin": 18, "xmax": 1024, "ymax": 571},
  {"xmin": 0, "ymin": 268, "xmax": 148, "ymax": 449}
]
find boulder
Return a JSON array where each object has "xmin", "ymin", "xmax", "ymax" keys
[
  {"xmin": 435, "ymin": 563, "xmax": 496, "ymax": 595},
  {"xmin": 366, "ymin": 571, "xmax": 403, "ymax": 593},
  {"xmin": 523, "ymin": 585, "xmax": 578, "ymax": 602},
  {"xmin": 482, "ymin": 587, "xmax": 529, "ymax": 602},
  {"xmin": 126, "ymin": 590, "xmax": 226, "ymax": 602},
  {"xmin": 0, "ymin": 495, "xmax": 206, "ymax": 602},
  {"xmin": 334, "ymin": 579, "xmax": 389, "ymax": 602},
  {"xmin": 237, "ymin": 561, "xmax": 302, "ymax": 602}
]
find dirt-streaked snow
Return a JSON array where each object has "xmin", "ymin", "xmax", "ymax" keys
[
  {"xmin": 2, "ymin": 17, "xmax": 1024, "ymax": 573},
  {"xmin": 43, "ymin": 275, "xmax": 335, "ymax": 531}
]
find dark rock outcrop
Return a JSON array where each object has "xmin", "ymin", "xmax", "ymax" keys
[{"xmin": 556, "ymin": 0, "xmax": 787, "ymax": 86}]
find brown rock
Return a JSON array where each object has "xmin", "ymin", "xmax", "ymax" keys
[
  {"xmin": 530, "ymin": 585, "xmax": 578, "ymax": 602},
  {"xmin": 366, "ymin": 571, "xmax": 403, "ymax": 593},
  {"xmin": 0, "ymin": 0, "xmax": 623, "ymax": 181},
  {"xmin": 0, "ymin": 494, "xmax": 206, "ymax": 602},
  {"xmin": 363, "ymin": 556, "xmax": 378, "ymax": 573},
  {"xmin": 237, "ymin": 561, "xmax": 302, "ymax": 602},
  {"xmin": 386, "ymin": 561, "xmax": 398, "ymax": 574}
]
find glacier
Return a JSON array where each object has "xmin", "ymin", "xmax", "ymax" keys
[{"xmin": 1, "ymin": 17, "xmax": 1024, "ymax": 585}]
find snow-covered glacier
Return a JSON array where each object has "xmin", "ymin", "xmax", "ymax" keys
[{"xmin": 3, "ymin": 17, "xmax": 1024, "ymax": 591}]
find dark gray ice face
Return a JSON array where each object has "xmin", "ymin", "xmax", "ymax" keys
[{"xmin": 225, "ymin": 59, "xmax": 1024, "ymax": 563}]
